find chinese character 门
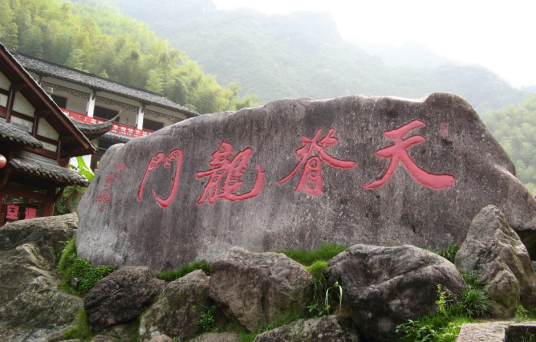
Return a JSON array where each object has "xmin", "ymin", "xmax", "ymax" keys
[{"xmin": 138, "ymin": 149, "xmax": 183, "ymax": 208}]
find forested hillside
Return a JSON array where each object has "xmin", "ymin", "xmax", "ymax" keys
[
  {"xmin": 0, "ymin": 0, "xmax": 257, "ymax": 113},
  {"xmin": 103, "ymin": 0, "xmax": 528, "ymax": 114},
  {"xmin": 484, "ymin": 93, "xmax": 536, "ymax": 194}
]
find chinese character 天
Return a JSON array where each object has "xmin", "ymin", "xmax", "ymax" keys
[{"xmin": 361, "ymin": 119, "xmax": 455, "ymax": 190}]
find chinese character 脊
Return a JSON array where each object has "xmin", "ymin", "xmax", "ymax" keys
[
  {"xmin": 138, "ymin": 149, "xmax": 183, "ymax": 208},
  {"xmin": 196, "ymin": 142, "xmax": 264, "ymax": 204},
  {"xmin": 279, "ymin": 128, "xmax": 356, "ymax": 196},
  {"xmin": 361, "ymin": 119, "xmax": 455, "ymax": 190}
]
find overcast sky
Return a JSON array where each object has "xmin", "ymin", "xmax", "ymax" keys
[{"xmin": 211, "ymin": 0, "xmax": 535, "ymax": 88}]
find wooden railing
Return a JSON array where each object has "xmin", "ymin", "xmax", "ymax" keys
[{"xmin": 63, "ymin": 109, "xmax": 153, "ymax": 138}]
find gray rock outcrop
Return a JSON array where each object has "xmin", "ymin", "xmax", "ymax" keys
[
  {"xmin": 77, "ymin": 93, "xmax": 536, "ymax": 272},
  {"xmin": 0, "ymin": 214, "xmax": 82, "ymax": 341},
  {"xmin": 327, "ymin": 244, "xmax": 466, "ymax": 342},
  {"xmin": 139, "ymin": 270, "xmax": 211, "ymax": 342},
  {"xmin": 253, "ymin": 315, "xmax": 360, "ymax": 342},
  {"xmin": 84, "ymin": 266, "xmax": 165, "ymax": 331},
  {"xmin": 209, "ymin": 247, "xmax": 313, "ymax": 332},
  {"xmin": 455, "ymin": 205, "xmax": 536, "ymax": 318},
  {"xmin": 189, "ymin": 332, "xmax": 240, "ymax": 342}
]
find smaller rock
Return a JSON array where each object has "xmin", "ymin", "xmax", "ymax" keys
[
  {"xmin": 90, "ymin": 335, "xmax": 121, "ymax": 342},
  {"xmin": 149, "ymin": 334, "xmax": 173, "ymax": 342},
  {"xmin": 456, "ymin": 321, "xmax": 509, "ymax": 342},
  {"xmin": 505, "ymin": 322, "xmax": 536, "ymax": 342},
  {"xmin": 455, "ymin": 205, "xmax": 536, "ymax": 318},
  {"xmin": 189, "ymin": 332, "xmax": 240, "ymax": 342},
  {"xmin": 209, "ymin": 247, "xmax": 313, "ymax": 332},
  {"xmin": 253, "ymin": 315, "xmax": 360, "ymax": 342},
  {"xmin": 327, "ymin": 244, "xmax": 465, "ymax": 342},
  {"xmin": 70, "ymin": 277, "xmax": 80, "ymax": 289},
  {"xmin": 139, "ymin": 270, "xmax": 211, "ymax": 342},
  {"xmin": 84, "ymin": 266, "xmax": 165, "ymax": 331}
]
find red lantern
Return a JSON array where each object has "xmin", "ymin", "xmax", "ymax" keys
[{"xmin": 0, "ymin": 154, "xmax": 6, "ymax": 169}]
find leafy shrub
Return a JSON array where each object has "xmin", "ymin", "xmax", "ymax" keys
[
  {"xmin": 58, "ymin": 237, "xmax": 116, "ymax": 293},
  {"xmin": 155, "ymin": 261, "xmax": 211, "ymax": 282},
  {"xmin": 198, "ymin": 305, "xmax": 216, "ymax": 333}
]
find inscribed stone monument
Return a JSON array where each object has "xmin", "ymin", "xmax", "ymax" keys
[{"xmin": 77, "ymin": 93, "xmax": 536, "ymax": 271}]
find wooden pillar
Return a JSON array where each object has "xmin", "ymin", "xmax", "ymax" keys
[{"xmin": 5, "ymin": 87, "xmax": 15, "ymax": 123}]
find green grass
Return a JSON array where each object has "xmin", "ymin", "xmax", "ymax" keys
[
  {"xmin": 277, "ymin": 242, "xmax": 346, "ymax": 266},
  {"xmin": 427, "ymin": 244, "xmax": 460, "ymax": 263},
  {"xmin": 58, "ymin": 237, "xmax": 116, "ymax": 294},
  {"xmin": 155, "ymin": 261, "xmax": 211, "ymax": 282},
  {"xmin": 64, "ymin": 308, "xmax": 94, "ymax": 341}
]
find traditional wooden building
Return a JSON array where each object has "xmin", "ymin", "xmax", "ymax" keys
[
  {"xmin": 13, "ymin": 52, "xmax": 198, "ymax": 169},
  {"xmin": 0, "ymin": 43, "xmax": 95, "ymax": 224}
]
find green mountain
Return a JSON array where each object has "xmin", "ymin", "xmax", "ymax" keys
[
  {"xmin": 101, "ymin": 0, "xmax": 528, "ymax": 114},
  {"xmin": 484, "ymin": 93, "xmax": 536, "ymax": 194},
  {"xmin": 0, "ymin": 0, "xmax": 257, "ymax": 113}
]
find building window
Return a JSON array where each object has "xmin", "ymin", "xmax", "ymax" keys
[
  {"xmin": 143, "ymin": 118, "xmax": 164, "ymax": 131},
  {"xmin": 94, "ymin": 106, "xmax": 119, "ymax": 121},
  {"xmin": 51, "ymin": 94, "xmax": 67, "ymax": 109}
]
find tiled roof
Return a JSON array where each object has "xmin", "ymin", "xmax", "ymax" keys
[
  {"xmin": 100, "ymin": 132, "xmax": 133, "ymax": 144},
  {"xmin": 10, "ymin": 154, "xmax": 89, "ymax": 186},
  {"xmin": 0, "ymin": 118, "xmax": 43, "ymax": 148},
  {"xmin": 70, "ymin": 118, "xmax": 113, "ymax": 133},
  {"xmin": 13, "ymin": 53, "xmax": 198, "ymax": 118}
]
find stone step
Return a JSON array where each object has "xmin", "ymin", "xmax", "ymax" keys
[{"xmin": 456, "ymin": 321, "xmax": 536, "ymax": 342}]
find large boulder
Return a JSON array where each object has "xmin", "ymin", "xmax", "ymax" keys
[
  {"xmin": 253, "ymin": 315, "xmax": 360, "ymax": 342},
  {"xmin": 326, "ymin": 244, "xmax": 466, "ymax": 342},
  {"xmin": 139, "ymin": 270, "xmax": 211, "ymax": 342},
  {"xmin": 0, "ymin": 214, "xmax": 82, "ymax": 340},
  {"xmin": 84, "ymin": 266, "xmax": 165, "ymax": 331},
  {"xmin": 76, "ymin": 93, "xmax": 536, "ymax": 272},
  {"xmin": 209, "ymin": 247, "xmax": 313, "ymax": 332},
  {"xmin": 455, "ymin": 205, "xmax": 536, "ymax": 318}
]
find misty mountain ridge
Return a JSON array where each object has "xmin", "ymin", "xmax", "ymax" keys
[
  {"xmin": 95, "ymin": 0, "xmax": 528, "ymax": 114},
  {"xmin": 346, "ymin": 39, "xmax": 459, "ymax": 69}
]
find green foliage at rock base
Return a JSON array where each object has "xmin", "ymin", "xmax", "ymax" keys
[
  {"xmin": 396, "ymin": 276, "xmax": 493, "ymax": 342},
  {"xmin": 277, "ymin": 242, "xmax": 346, "ymax": 266},
  {"xmin": 427, "ymin": 244, "xmax": 461, "ymax": 263},
  {"xmin": 64, "ymin": 308, "xmax": 94, "ymax": 341},
  {"xmin": 198, "ymin": 305, "xmax": 216, "ymax": 333},
  {"xmin": 58, "ymin": 237, "xmax": 116, "ymax": 294},
  {"xmin": 155, "ymin": 261, "xmax": 211, "ymax": 282}
]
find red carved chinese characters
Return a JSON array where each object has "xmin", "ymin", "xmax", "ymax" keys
[
  {"xmin": 196, "ymin": 142, "xmax": 264, "ymax": 204},
  {"xmin": 25, "ymin": 207, "xmax": 37, "ymax": 219},
  {"xmin": 138, "ymin": 149, "xmax": 183, "ymax": 208},
  {"xmin": 96, "ymin": 162, "xmax": 127, "ymax": 212},
  {"xmin": 361, "ymin": 119, "xmax": 455, "ymax": 190},
  {"xmin": 6, "ymin": 205, "xmax": 19, "ymax": 220},
  {"xmin": 279, "ymin": 128, "xmax": 357, "ymax": 196}
]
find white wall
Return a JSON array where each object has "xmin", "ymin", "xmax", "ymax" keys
[
  {"xmin": 0, "ymin": 71, "xmax": 10, "ymax": 91},
  {"xmin": 13, "ymin": 93, "xmax": 35, "ymax": 116}
]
